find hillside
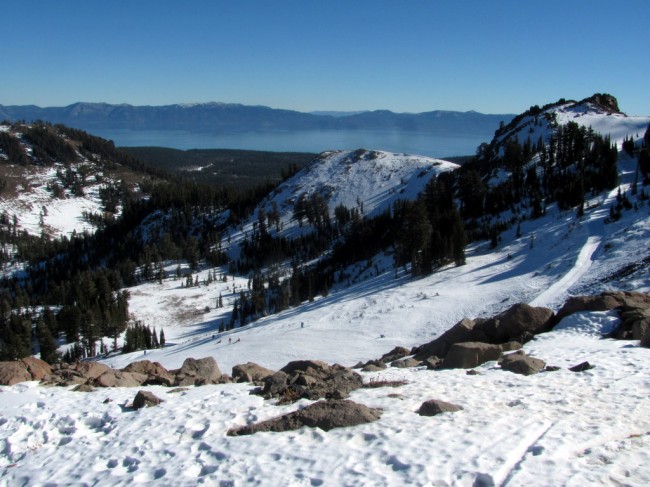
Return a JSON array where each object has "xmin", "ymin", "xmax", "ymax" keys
[
  {"xmin": 0, "ymin": 122, "xmax": 170, "ymax": 240},
  {"xmin": 1, "ymin": 94, "xmax": 650, "ymax": 485}
]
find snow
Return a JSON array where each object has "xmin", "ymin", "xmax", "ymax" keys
[
  {"xmin": 2, "ymin": 113, "xmax": 650, "ymax": 484},
  {"xmin": 2, "ymin": 312, "xmax": 649, "ymax": 486}
]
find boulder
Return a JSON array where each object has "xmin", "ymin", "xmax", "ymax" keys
[
  {"xmin": 417, "ymin": 399, "xmax": 463, "ymax": 416},
  {"xmin": 227, "ymin": 399, "xmax": 381, "ymax": 436},
  {"xmin": 414, "ymin": 318, "xmax": 487, "ymax": 360},
  {"xmin": 379, "ymin": 346, "xmax": 410, "ymax": 364},
  {"xmin": 569, "ymin": 361, "xmax": 594, "ymax": 372},
  {"xmin": 72, "ymin": 383, "xmax": 96, "ymax": 392},
  {"xmin": 232, "ymin": 362, "xmax": 275, "ymax": 384},
  {"xmin": 499, "ymin": 351, "xmax": 546, "ymax": 376},
  {"xmin": 21, "ymin": 357, "xmax": 52, "ymax": 381},
  {"xmin": 441, "ymin": 342, "xmax": 504, "ymax": 369},
  {"xmin": 619, "ymin": 308, "xmax": 650, "ymax": 341},
  {"xmin": 555, "ymin": 292, "xmax": 650, "ymax": 325},
  {"xmin": 133, "ymin": 390, "xmax": 164, "ymax": 410},
  {"xmin": 123, "ymin": 360, "xmax": 174, "ymax": 386},
  {"xmin": 262, "ymin": 361, "xmax": 363, "ymax": 402},
  {"xmin": 480, "ymin": 303, "xmax": 554, "ymax": 344},
  {"xmin": 174, "ymin": 357, "xmax": 222, "ymax": 386},
  {"xmin": 0, "ymin": 361, "xmax": 32, "ymax": 385},
  {"xmin": 361, "ymin": 362, "xmax": 386, "ymax": 372},
  {"xmin": 74, "ymin": 362, "xmax": 110, "ymax": 380},
  {"xmin": 391, "ymin": 357, "xmax": 422, "ymax": 368},
  {"xmin": 93, "ymin": 370, "xmax": 148, "ymax": 388}
]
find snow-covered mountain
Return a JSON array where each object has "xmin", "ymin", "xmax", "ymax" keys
[
  {"xmin": 491, "ymin": 93, "xmax": 650, "ymax": 152},
  {"xmin": 2, "ymin": 95, "xmax": 650, "ymax": 486}
]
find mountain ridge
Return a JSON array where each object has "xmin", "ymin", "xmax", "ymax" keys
[{"xmin": 0, "ymin": 101, "xmax": 514, "ymax": 136}]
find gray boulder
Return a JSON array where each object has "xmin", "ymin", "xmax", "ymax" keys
[
  {"xmin": 261, "ymin": 361, "xmax": 363, "ymax": 402},
  {"xmin": 414, "ymin": 317, "xmax": 487, "ymax": 360},
  {"xmin": 123, "ymin": 360, "xmax": 174, "ymax": 386},
  {"xmin": 174, "ymin": 357, "xmax": 222, "ymax": 386},
  {"xmin": 379, "ymin": 346, "xmax": 410, "ymax": 364},
  {"xmin": 232, "ymin": 362, "xmax": 275, "ymax": 384},
  {"xmin": 133, "ymin": 390, "xmax": 164, "ymax": 409},
  {"xmin": 391, "ymin": 357, "xmax": 422, "ymax": 368},
  {"xmin": 227, "ymin": 399, "xmax": 381, "ymax": 436},
  {"xmin": 93, "ymin": 370, "xmax": 148, "ymax": 388},
  {"xmin": 441, "ymin": 342, "xmax": 505, "ymax": 369},
  {"xmin": 499, "ymin": 351, "xmax": 546, "ymax": 376},
  {"xmin": 480, "ymin": 303, "xmax": 554, "ymax": 344},
  {"xmin": 417, "ymin": 399, "xmax": 463, "ymax": 416}
]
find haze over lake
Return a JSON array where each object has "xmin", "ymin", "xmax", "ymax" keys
[{"xmin": 95, "ymin": 129, "xmax": 487, "ymax": 158}]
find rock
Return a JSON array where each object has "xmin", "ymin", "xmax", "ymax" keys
[
  {"xmin": 232, "ymin": 362, "xmax": 275, "ymax": 384},
  {"xmin": 227, "ymin": 399, "xmax": 381, "ymax": 436},
  {"xmin": 441, "ymin": 342, "xmax": 504, "ymax": 369},
  {"xmin": 72, "ymin": 383, "xmax": 96, "ymax": 392},
  {"xmin": 569, "ymin": 361, "xmax": 594, "ymax": 372},
  {"xmin": 133, "ymin": 390, "xmax": 164, "ymax": 410},
  {"xmin": 93, "ymin": 370, "xmax": 148, "ymax": 388},
  {"xmin": 417, "ymin": 399, "xmax": 463, "ymax": 416},
  {"xmin": 123, "ymin": 360, "xmax": 174, "ymax": 386},
  {"xmin": 423, "ymin": 356, "xmax": 442, "ymax": 370},
  {"xmin": 619, "ymin": 308, "xmax": 650, "ymax": 341},
  {"xmin": 174, "ymin": 357, "xmax": 222, "ymax": 386},
  {"xmin": 361, "ymin": 362, "xmax": 386, "ymax": 372},
  {"xmin": 74, "ymin": 362, "xmax": 110, "ymax": 380},
  {"xmin": 555, "ymin": 292, "xmax": 650, "ymax": 325},
  {"xmin": 21, "ymin": 357, "xmax": 52, "ymax": 381},
  {"xmin": 0, "ymin": 361, "xmax": 32, "ymax": 385},
  {"xmin": 499, "ymin": 351, "xmax": 546, "ymax": 376},
  {"xmin": 414, "ymin": 318, "xmax": 487, "ymax": 360},
  {"xmin": 391, "ymin": 357, "xmax": 421, "ymax": 368},
  {"xmin": 262, "ymin": 361, "xmax": 363, "ymax": 402},
  {"xmin": 379, "ymin": 346, "xmax": 410, "ymax": 364},
  {"xmin": 480, "ymin": 303, "xmax": 554, "ymax": 344}
]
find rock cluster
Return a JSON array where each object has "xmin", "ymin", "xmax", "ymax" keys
[{"xmin": 260, "ymin": 360, "xmax": 363, "ymax": 402}]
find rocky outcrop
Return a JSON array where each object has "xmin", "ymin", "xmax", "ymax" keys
[
  {"xmin": 227, "ymin": 399, "xmax": 381, "ymax": 436},
  {"xmin": 480, "ymin": 304, "xmax": 554, "ymax": 344},
  {"xmin": 0, "ymin": 361, "xmax": 33, "ymax": 385},
  {"xmin": 123, "ymin": 360, "xmax": 174, "ymax": 386},
  {"xmin": 0, "ymin": 357, "xmax": 52, "ymax": 385},
  {"xmin": 261, "ymin": 360, "xmax": 363, "ymax": 402},
  {"xmin": 414, "ymin": 318, "xmax": 488, "ymax": 361},
  {"xmin": 93, "ymin": 370, "xmax": 148, "ymax": 388},
  {"xmin": 499, "ymin": 351, "xmax": 546, "ymax": 376},
  {"xmin": 554, "ymin": 291, "xmax": 650, "ymax": 324},
  {"xmin": 414, "ymin": 304, "xmax": 552, "ymax": 363},
  {"xmin": 133, "ymin": 390, "xmax": 164, "ymax": 410},
  {"xmin": 173, "ymin": 357, "xmax": 222, "ymax": 386},
  {"xmin": 417, "ymin": 399, "xmax": 463, "ymax": 416},
  {"xmin": 232, "ymin": 362, "xmax": 275, "ymax": 384},
  {"xmin": 441, "ymin": 341, "xmax": 521, "ymax": 369}
]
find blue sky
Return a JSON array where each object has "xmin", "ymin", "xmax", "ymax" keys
[{"xmin": 2, "ymin": 0, "xmax": 648, "ymax": 115}]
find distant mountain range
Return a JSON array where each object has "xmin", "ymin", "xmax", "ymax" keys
[{"xmin": 0, "ymin": 102, "xmax": 514, "ymax": 137}]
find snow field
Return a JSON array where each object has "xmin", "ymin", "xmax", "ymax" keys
[{"xmin": 2, "ymin": 311, "xmax": 649, "ymax": 486}]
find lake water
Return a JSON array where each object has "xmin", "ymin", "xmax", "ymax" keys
[{"xmin": 93, "ymin": 128, "xmax": 488, "ymax": 158}]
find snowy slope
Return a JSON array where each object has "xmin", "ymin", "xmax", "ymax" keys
[
  {"xmin": 2, "ymin": 107, "xmax": 650, "ymax": 485},
  {"xmin": 224, "ymin": 149, "xmax": 458, "ymax": 250},
  {"xmin": 494, "ymin": 96, "xmax": 650, "ymax": 150}
]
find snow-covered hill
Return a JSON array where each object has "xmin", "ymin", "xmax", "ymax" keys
[
  {"xmin": 2, "ymin": 99, "xmax": 650, "ymax": 485},
  {"xmin": 492, "ymin": 93, "xmax": 650, "ymax": 151},
  {"xmin": 224, "ymin": 149, "xmax": 458, "ymax": 250}
]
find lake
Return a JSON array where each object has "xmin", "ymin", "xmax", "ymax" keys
[{"xmin": 92, "ymin": 128, "xmax": 488, "ymax": 158}]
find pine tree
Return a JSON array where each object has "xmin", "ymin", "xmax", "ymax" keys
[{"xmin": 159, "ymin": 328, "xmax": 165, "ymax": 348}]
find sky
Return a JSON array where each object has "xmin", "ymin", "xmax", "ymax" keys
[{"xmin": 1, "ymin": 0, "xmax": 649, "ymax": 115}]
